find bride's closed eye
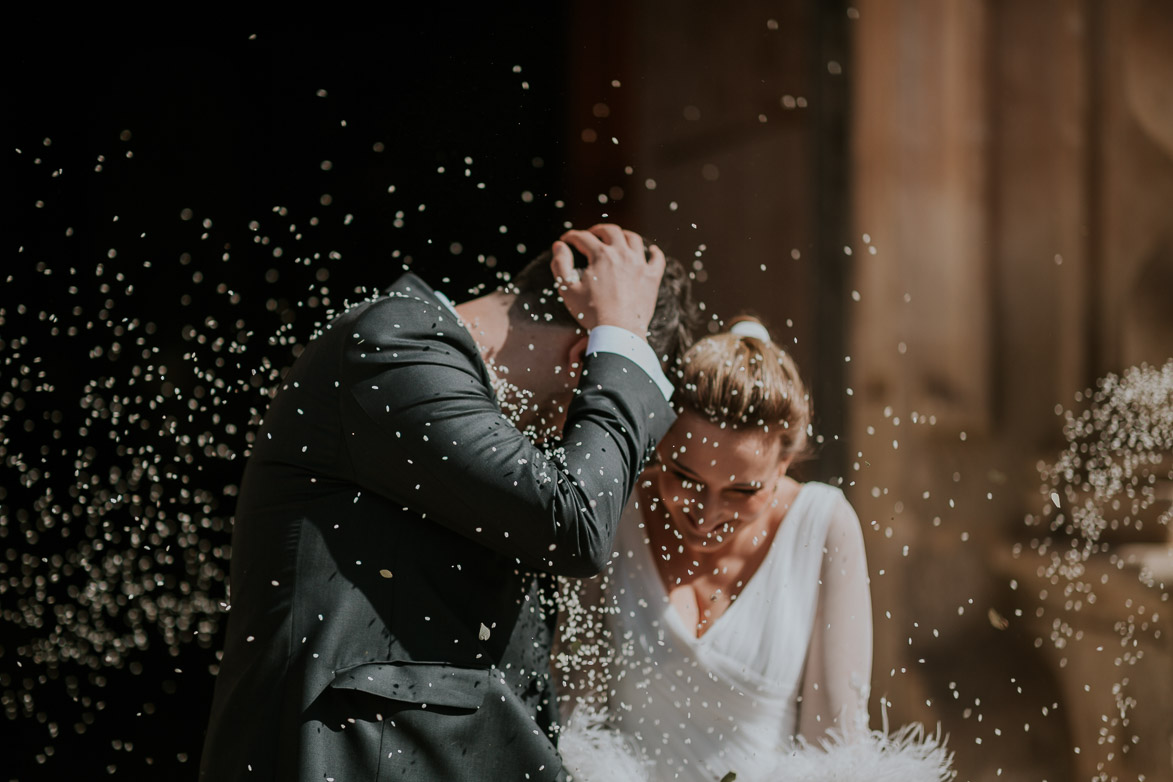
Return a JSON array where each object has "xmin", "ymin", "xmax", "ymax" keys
[
  {"xmin": 730, "ymin": 484, "xmax": 765, "ymax": 496},
  {"xmin": 671, "ymin": 469, "xmax": 704, "ymax": 491}
]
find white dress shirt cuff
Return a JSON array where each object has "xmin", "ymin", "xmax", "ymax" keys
[
  {"xmin": 432, "ymin": 289, "xmax": 459, "ymax": 317},
  {"xmin": 586, "ymin": 325, "xmax": 674, "ymax": 401}
]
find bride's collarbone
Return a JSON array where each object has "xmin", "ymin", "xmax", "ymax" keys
[
  {"xmin": 652, "ymin": 529, "xmax": 781, "ymax": 636},
  {"xmin": 664, "ymin": 575, "xmax": 738, "ymax": 637}
]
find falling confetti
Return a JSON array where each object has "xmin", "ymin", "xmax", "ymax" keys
[
  {"xmin": 6, "ymin": 20, "xmax": 572, "ymax": 777},
  {"xmin": 1017, "ymin": 360, "xmax": 1173, "ymax": 776}
]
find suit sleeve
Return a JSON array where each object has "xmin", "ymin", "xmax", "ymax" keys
[{"xmin": 340, "ymin": 297, "xmax": 674, "ymax": 577}]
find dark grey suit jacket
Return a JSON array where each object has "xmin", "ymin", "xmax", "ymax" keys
[{"xmin": 199, "ymin": 274, "xmax": 674, "ymax": 780}]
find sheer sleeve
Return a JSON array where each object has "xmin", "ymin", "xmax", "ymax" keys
[{"xmin": 796, "ymin": 491, "xmax": 873, "ymax": 743}]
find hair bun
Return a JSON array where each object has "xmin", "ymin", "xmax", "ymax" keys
[
  {"xmin": 728, "ymin": 319, "xmax": 772, "ymax": 344},
  {"xmin": 677, "ymin": 315, "xmax": 811, "ymax": 459}
]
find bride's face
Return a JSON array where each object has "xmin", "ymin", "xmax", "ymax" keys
[{"xmin": 649, "ymin": 410, "xmax": 790, "ymax": 553}]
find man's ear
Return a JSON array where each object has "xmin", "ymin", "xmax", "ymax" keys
[{"xmin": 566, "ymin": 335, "xmax": 589, "ymax": 379}]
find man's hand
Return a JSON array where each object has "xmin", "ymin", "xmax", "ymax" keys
[{"xmin": 550, "ymin": 224, "xmax": 666, "ymax": 339}]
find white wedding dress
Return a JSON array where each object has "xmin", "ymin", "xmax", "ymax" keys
[{"xmin": 559, "ymin": 482, "xmax": 954, "ymax": 782}]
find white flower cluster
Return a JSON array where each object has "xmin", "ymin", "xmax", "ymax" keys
[
  {"xmin": 1039, "ymin": 360, "xmax": 1173, "ymax": 575},
  {"xmin": 1025, "ymin": 359, "xmax": 1172, "ymax": 772}
]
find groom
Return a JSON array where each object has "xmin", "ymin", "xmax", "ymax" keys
[{"xmin": 200, "ymin": 224, "xmax": 693, "ymax": 780}]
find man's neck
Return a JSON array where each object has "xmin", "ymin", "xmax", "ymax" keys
[
  {"xmin": 455, "ymin": 291, "xmax": 578, "ymax": 439},
  {"xmin": 454, "ymin": 291, "xmax": 513, "ymax": 363}
]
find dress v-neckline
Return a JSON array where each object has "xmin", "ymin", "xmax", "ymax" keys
[{"xmin": 637, "ymin": 484, "xmax": 810, "ymax": 643}]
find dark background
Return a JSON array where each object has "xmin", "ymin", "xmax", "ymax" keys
[{"xmin": 6, "ymin": 17, "xmax": 579, "ymax": 779}]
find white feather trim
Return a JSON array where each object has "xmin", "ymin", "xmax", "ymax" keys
[
  {"xmin": 559, "ymin": 707, "xmax": 651, "ymax": 782},
  {"xmin": 778, "ymin": 723, "xmax": 956, "ymax": 782},
  {"xmin": 559, "ymin": 707, "xmax": 955, "ymax": 782}
]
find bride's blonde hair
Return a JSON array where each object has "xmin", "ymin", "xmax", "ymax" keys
[{"xmin": 675, "ymin": 315, "xmax": 811, "ymax": 459}]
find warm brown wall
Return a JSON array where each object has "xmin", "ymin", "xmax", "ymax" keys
[
  {"xmin": 564, "ymin": 0, "xmax": 853, "ymax": 481},
  {"xmin": 563, "ymin": 1, "xmax": 1173, "ymax": 780},
  {"xmin": 850, "ymin": 1, "xmax": 1173, "ymax": 780}
]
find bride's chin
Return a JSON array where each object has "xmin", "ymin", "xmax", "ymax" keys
[{"xmin": 677, "ymin": 523, "xmax": 736, "ymax": 550}]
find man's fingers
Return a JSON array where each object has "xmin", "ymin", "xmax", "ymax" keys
[
  {"xmin": 553, "ymin": 225, "xmax": 663, "ymax": 338},
  {"xmin": 646, "ymin": 244, "xmax": 666, "ymax": 275},
  {"xmin": 559, "ymin": 229, "xmax": 605, "ymax": 260},
  {"xmin": 588, "ymin": 223, "xmax": 626, "ymax": 247},
  {"xmin": 622, "ymin": 229, "xmax": 646, "ymax": 255},
  {"xmin": 549, "ymin": 241, "xmax": 580, "ymax": 288}
]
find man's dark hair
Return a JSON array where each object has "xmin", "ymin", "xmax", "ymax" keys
[{"xmin": 510, "ymin": 249, "xmax": 698, "ymax": 374}]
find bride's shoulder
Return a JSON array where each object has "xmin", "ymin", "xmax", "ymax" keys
[
  {"xmin": 798, "ymin": 481, "xmax": 853, "ymax": 511},
  {"xmin": 796, "ymin": 482, "xmax": 864, "ymax": 541},
  {"xmin": 812, "ymin": 489, "xmax": 867, "ymax": 570}
]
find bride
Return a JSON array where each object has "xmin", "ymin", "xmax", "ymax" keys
[{"xmin": 557, "ymin": 317, "xmax": 952, "ymax": 782}]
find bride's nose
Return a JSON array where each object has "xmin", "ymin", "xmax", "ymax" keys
[{"xmin": 683, "ymin": 489, "xmax": 726, "ymax": 529}]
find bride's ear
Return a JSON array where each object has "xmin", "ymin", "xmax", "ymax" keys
[{"xmin": 565, "ymin": 335, "xmax": 589, "ymax": 379}]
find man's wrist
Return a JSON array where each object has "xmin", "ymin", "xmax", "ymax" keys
[{"xmin": 585, "ymin": 325, "xmax": 674, "ymax": 400}]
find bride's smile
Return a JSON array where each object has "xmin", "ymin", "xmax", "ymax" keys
[{"xmin": 647, "ymin": 410, "xmax": 793, "ymax": 556}]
